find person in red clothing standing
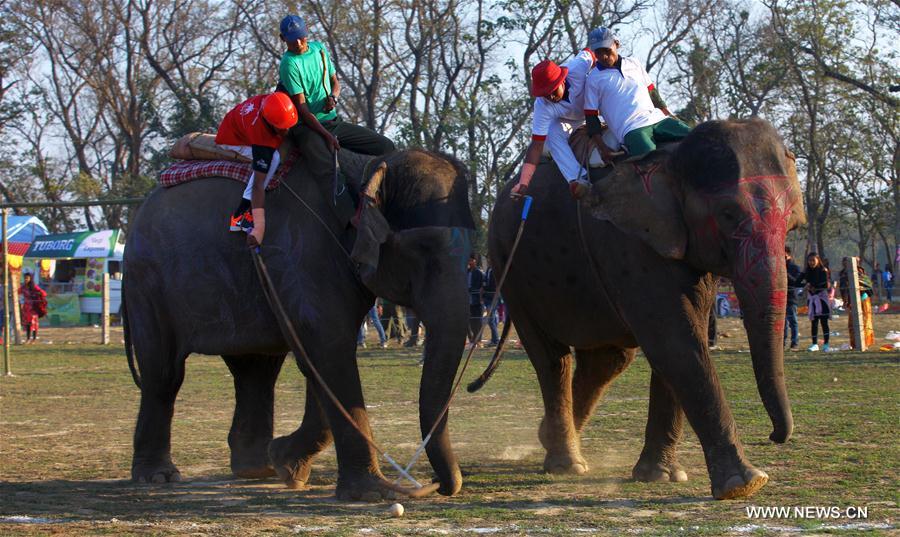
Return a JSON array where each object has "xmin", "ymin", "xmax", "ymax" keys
[
  {"xmin": 215, "ymin": 92, "xmax": 299, "ymax": 247},
  {"xmin": 19, "ymin": 271, "xmax": 47, "ymax": 344}
]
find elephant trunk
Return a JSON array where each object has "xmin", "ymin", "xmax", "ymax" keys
[
  {"xmin": 417, "ymin": 305, "xmax": 467, "ymax": 496},
  {"xmin": 732, "ymin": 258, "xmax": 794, "ymax": 444}
]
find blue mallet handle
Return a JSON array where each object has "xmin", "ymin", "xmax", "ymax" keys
[{"xmin": 521, "ymin": 195, "xmax": 533, "ymax": 220}]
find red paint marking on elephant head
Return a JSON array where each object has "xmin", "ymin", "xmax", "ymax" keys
[
  {"xmin": 701, "ymin": 175, "xmax": 797, "ymax": 317},
  {"xmin": 632, "ymin": 161, "xmax": 661, "ymax": 196}
]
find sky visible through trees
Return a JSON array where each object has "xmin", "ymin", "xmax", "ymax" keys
[{"xmin": 0, "ymin": 0, "xmax": 896, "ymax": 269}]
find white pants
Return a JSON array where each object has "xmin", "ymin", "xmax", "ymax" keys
[
  {"xmin": 218, "ymin": 145, "xmax": 282, "ymax": 201},
  {"xmin": 543, "ymin": 120, "xmax": 586, "ymax": 182},
  {"xmin": 542, "ymin": 122, "xmax": 621, "ymax": 172}
]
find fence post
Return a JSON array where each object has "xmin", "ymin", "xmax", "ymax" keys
[
  {"xmin": 848, "ymin": 257, "xmax": 867, "ymax": 351},
  {"xmin": 2, "ymin": 208, "xmax": 11, "ymax": 376},
  {"xmin": 101, "ymin": 273, "xmax": 110, "ymax": 345}
]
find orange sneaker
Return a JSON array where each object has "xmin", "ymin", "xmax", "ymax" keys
[{"xmin": 229, "ymin": 209, "xmax": 253, "ymax": 232}]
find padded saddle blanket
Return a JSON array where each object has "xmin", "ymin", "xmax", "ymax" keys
[{"xmin": 158, "ymin": 151, "xmax": 299, "ymax": 191}]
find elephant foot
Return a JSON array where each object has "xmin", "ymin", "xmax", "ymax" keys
[
  {"xmin": 132, "ymin": 460, "xmax": 182, "ymax": 484},
  {"xmin": 631, "ymin": 458, "xmax": 688, "ymax": 483},
  {"xmin": 232, "ymin": 463, "xmax": 276, "ymax": 479},
  {"xmin": 712, "ymin": 466, "xmax": 768, "ymax": 500},
  {"xmin": 335, "ymin": 473, "xmax": 398, "ymax": 502},
  {"xmin": 543, "ymin": 451, "xmax": 589, "ymax": 475},
  {"xmin": 268, "ymin": 436, "xmax": 313, "ymax": 489},
  {"xmin": 538, "ymin": 417, "xmax": 586, "ymax": 475},
  {"xmin": 434, "ymin": 466, "xmax": 464, "ymax": 496},
  {"xmin": 231, "ymin": 439, "xmax": 276, "ymax": 479}
]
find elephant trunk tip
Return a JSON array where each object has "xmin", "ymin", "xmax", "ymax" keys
[{"xmin": 769, "ymin": 420, "xmax": 793, "ymax": 444}]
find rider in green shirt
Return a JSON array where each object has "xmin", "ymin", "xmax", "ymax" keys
[{"xmin": 277, "ymin": 15, "xmax": 395, "ymax": 178}]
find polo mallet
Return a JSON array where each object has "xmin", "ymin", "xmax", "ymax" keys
[
  {"xmin": 250, "ymin": 246, "xmax": 438, "ymax": 498},
  {"xmin": 332, "ymin": 150, "xmax": 345, "ymax": 205},
  {"xmin": 395, "ymin": 194, "xmax": 533, "ymax": 477}
]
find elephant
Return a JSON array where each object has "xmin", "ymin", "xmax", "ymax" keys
[
  {"xmin": 485, "ymin": 118, "xmax": 804, "ymax": 500},
  {"xmin": 123, "ymin": 147, "xmax": 475, "ymax": 500}
]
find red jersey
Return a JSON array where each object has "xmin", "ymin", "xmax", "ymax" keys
[{"xmin": 215, "ymin": 94, "xmax": 284, "ymax": 149}]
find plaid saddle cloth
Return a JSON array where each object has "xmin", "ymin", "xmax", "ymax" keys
[{"xmin": 158, "ymin": 151, "xmax": 299, "ymax": 191}]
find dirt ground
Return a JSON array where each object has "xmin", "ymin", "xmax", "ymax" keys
[{"xmin": 0, "ymin": 316, "xmax": 897, "ymax": 536}]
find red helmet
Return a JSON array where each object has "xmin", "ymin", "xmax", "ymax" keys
[
  {"xmin": 262, "ymin": 92, "xmax": 298, "ymax": 130},
  {"xmin": 530, "ymin": 60, "xmax": 568, "ymax": 98}
]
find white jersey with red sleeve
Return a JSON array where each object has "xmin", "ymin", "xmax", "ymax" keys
[
  {"xmin": 530, "ymin": 49, "xmax": 596, "ymax": 142},
  {"xmin": 583, "ymin": 56, "xmax": 666, "ymax": 144}
]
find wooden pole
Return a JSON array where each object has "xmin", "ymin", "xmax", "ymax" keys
[
  {"xmin": 848, "ymin": 257, "xmax": 868, "ymax": 351},
  {"xmin": 101, "ymin": 273, "xmax": 110, "ymax": 345},
  {"xmin": 10, "ymin": 272, "xmax": 21, "ymax": 345},
  {"xmin": 2, "ymin": 209, "xmax": 11, "ymax": 375}
]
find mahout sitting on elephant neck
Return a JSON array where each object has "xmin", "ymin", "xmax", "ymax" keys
[
  {"xmin": 488, "ymin": 117, "xmax": 804, "ymax": 500},
  {"xmin": 124, "ymin": 147, "xmax": 475, "ymax": 500}
]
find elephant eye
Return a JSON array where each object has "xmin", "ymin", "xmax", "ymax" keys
[{"xmin": 720, "ymin": 208, "xmax": 739, "ymax": 222}]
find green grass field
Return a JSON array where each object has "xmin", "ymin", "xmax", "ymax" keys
[{"xmin": 1, "ymin": 318, "xmax": 897, "ymax": 535}]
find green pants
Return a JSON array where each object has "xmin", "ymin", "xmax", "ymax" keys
[
  {"xmin": 623, "ymin": 117, "xmax": 691, "ymax": 156},
  {"xmin": 293, "ymin": 116, "xmax": 395, "ymax": 177},
  {"xmin": 291, "ymin": 117, "xmax": 395, "ymax": 225}
]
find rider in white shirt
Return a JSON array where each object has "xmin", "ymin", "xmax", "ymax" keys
[
  {"xmin": 511, "ymin": 48, "xmax": 597, "ymax": 200},
  {"xmin": 583, "ymin": 27, "xmax": 690, "ymax": 162}
]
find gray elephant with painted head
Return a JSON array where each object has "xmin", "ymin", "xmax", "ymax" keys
[
  {"xmin": 483, "ymin": 118, "xmax": 804, "ymax": 500},
  {"xmin": 124, "ymin": 148, "xmax": 475, "ymax": 500}
]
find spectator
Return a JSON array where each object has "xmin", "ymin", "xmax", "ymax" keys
[
  {"xmin": 873, "ymin": 262, "xmax": 883, "ymax": 301},
  {"xmin": 796, "ymin": 252, "xmax": 831, "ymax": 352},
  {"xmin": 358, "ymin": 299, "xmax": 388, "ymax": 349},
  {"xmin": 380, "ymin": 300, "xmax": 408, "ymax": 344},
  {"xmin": 404, "ymin": 310, "xmax": 423, "ymax": 347},
  {"xmin": 840, "ymin": 259, "xmax": 875, "ymax": 349},
  {"xmin": 19, "ymin": 271, "xmax": 47, "ymax": 344},
  {"xmin": 885, "ymin": 266, "xmax": 894, "ymax": 302},
  {"xmin": 483, "ymin": 263, "xmax": 500, "ymax": 346},
  {"xmin": 467, "ymin": 253, "xmax": 485, "ymax": 345},
  {"xmin": 784, "ymin": 247, "xmax": 801, "ymax": 350}
]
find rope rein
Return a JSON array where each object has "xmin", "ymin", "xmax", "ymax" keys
[
  {"xmin": 252, "ymin": 161, "xmax": 531, "ymax": 495},
  {"xmin": 251, "ymin": 248, "xmax": 439, "ymax": 498},
  {"xmin": 394, "ymin": 196, "xmax": 533, "ymax": 479}
]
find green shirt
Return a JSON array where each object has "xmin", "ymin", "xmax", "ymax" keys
[{"xmin": 279, "ymin": 41, "xmax": 337, "ymax": 123}]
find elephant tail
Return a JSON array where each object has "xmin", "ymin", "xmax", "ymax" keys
[
  {"xmin": 467, "ymin": 317, "xmax": 513, "ymax": 393},
  {"xmin": 122, "ymin": 295, "xmax": 141, "ymax": 389}
]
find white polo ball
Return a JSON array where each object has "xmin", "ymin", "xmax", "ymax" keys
[{"xmin": 388, "ymin": 502, "xmax": 404, "ymax": 517}]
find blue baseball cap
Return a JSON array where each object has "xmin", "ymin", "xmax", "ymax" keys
[
  {"xmin": 280, "ymin": 15, "xmax": 308, "ymax": 41},
  {"xmin": 588, "ymin": 27, "xmax": 617, "ymax": 50}
]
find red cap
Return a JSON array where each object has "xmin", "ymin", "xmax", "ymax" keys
[{"xmin": 530, "ymin": 60, "xmax": 568, "ymax": 98}]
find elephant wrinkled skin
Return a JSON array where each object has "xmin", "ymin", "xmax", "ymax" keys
[
  {"xmin": 488, "ymin": 119, "xmax": 804, "ymax": 500},
  {"xmin": 124, "ymin": 148, "xmax": 474, "ymax": 500}
]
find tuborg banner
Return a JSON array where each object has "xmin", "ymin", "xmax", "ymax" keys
[{"xmin": 24, "ymin": 230, "xmax": 123, "ymax": 259}]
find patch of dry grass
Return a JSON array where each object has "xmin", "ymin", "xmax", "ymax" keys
[{"xmin": 0, "ymin": 317, "xmax": 898, "ymax": 535}]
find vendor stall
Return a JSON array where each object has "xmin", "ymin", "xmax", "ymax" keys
[{"xmin": 25, "ymin": 230, "xmax": 124, "ymax": 322}]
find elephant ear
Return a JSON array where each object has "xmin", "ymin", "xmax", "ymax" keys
[
  {"xmin": 587, "ymin": 154, "xmax": 687, "ymax": 260},
  {"xmin": 350, "ymin": 163, "xmax": 391, "ymax": 288}
]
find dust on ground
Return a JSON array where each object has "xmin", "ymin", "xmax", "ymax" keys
[{"xmin": 0, "ymin": 315, "xmax": 898, "ymax": 535}]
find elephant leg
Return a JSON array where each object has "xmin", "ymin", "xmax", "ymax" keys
[
  {"xmin": 131, "ymin": 332, "xmax": 186, "ymax": 483},
  {"xmin": 268, "ymin": 377, "xmax": 334, "ymax": 489},
  {"xmin": 571, "ymin": 346, "xmax": 636, "ymax": 433},
  {"xmin": 629, "ymin": 295, "xmax": 767, "ymax": 499},
  {"xmin": 515, "ymin": 311, "xmax": 584, "ymax": 475},
  {"xmin": 632, "ymin": 371, "xmax": 688, "ymax": 483},
  {"xmin": 307, "ymin": 336, "xmax": 397, "ymax": 501},
  {"xmin": 223, "ymin": 353, "xmax": 286, "ymax": 479}
]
